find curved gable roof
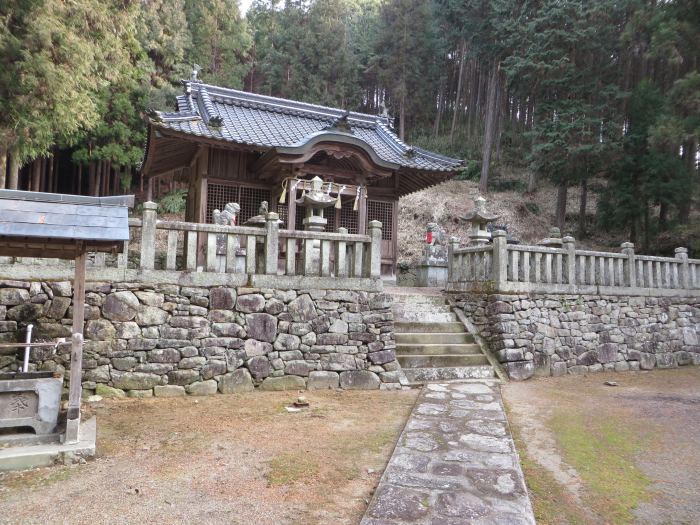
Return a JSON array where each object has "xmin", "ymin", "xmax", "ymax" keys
[{"xmin": 151, "ymin": 82, "xmax": 462, "ymax": 173}]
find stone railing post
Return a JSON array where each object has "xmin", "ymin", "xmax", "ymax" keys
[
  {"xmin": 336, "ymin": 227, "xmax": 348, "ymax": 277},
  {"xmin": 621, "ymin": 242, "xmax": 636, "ymax": 288},
  {"xmin": 563, "ymin": 235, "xmax": 576, "ymax": 285},
  {"xmin": 140, "ymin": 201, "xmax": 158, "ymax": 269},
  {"xmin": 264, "ymin": 212, "xmax": 279, "ymax": 275},
  {"xmin": 491, "ymin": 230, "xmax": 507, "ymax": 290},
  {"xmin": 447, "ymin": 236, "xmax": 459, "ymax": 283},
  {"xmin": 368, "ymin": 220, "xmax": 382, "ymax": 278},
  {"xmin": 675, "ymin": 247, "xmax": 689, "ymax": 289}
]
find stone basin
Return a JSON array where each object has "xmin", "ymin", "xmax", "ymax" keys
[{"xmin": 0, "ymin": 372, "xmax": 63, "ymax": 436}]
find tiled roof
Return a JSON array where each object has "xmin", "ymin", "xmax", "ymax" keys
[{"xmin": 152, "ymin": 82, "xmax": 462, "ymax": 172}]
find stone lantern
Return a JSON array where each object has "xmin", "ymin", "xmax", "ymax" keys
[
  {"xmin": 462, "ymin": 196, "xmax": 500, "ymax": 245},
  {"xmin": 295, "ymin": 176, "xmax": 338, "ymax": 232}
]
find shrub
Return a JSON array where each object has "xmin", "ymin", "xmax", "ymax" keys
[{"xmin": 158, "ymin": 189, "xmax": 188, "ymax": 214}]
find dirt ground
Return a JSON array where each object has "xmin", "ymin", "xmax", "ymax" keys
[
  {"xmin": 0, "ymin": 389, "xmax": 418, "ymax": 525},
  {"xmin": 502, "ymin": 368, "xmax": 700, "ymax": 525}
]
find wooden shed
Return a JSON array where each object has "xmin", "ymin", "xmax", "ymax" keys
[
  {"xmin": 141, "ymin": 81, "xmax": 462, "ymax": 276},
  {"xmin": 0, "ymin": 189, "xmax": 132, "ymax": 445}
]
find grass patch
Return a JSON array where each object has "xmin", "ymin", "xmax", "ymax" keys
[
  {"xmin": 549, "ymin": 411, "xmax": 652, "ymax": 524},
  {"xmin": 265, "ymin": 452, "xmax": 319, "ymax": 487},
  {"xmin": 506, "ymin": 404, "xmax": 589, "ymax": 525}
]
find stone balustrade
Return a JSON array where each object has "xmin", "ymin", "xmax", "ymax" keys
[{"xmin": 447, "ymin": 231, "xmax": 700, "ymax": 296}]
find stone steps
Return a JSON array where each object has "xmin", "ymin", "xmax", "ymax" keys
[
  {"xmin": 395, "ymin": 332, "xmax": 474, "ymax": 345},
  {"xmin": 402, "ymin": 365, "xmax": 495, "ymax": 383},
  {"xmin": 395, "ymin": 321, "xmax": 465, "ymax": 333},
  {"xmin": 397, "ymin": 353, "xmax": 490, "ymax": 368},
  {"xmin": 396, "ymin": 343, "xmax": 482, "ymax": 355},
  {"xmin": 389, "ymin": 289, "xmax": 495, "ymax": 384}
]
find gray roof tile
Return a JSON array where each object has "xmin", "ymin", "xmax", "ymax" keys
[{"xmin": 156, "ymin": 83, "xmax": 462, "ymax": 172}]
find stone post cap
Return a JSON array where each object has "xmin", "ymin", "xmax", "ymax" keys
[
  {"xmin": 143, "ymin": 201, "xmax": 158, "ymax": 210},
  {"xmin": 337, "ymin": 227, "xmax": 348, "ymax": 234},
  {"xmin": 621, "ymin": 242, "xmax": 634, "ymax": 249},
  {"xmin": 265, "ymin": 212, "xmax": 279, "ymax": 221},
  {"xmin": 369, "ymin": 220, "xmax": 382, "ymax": 228},
  {"xmin": 562, "ymin": 235, "xmax": 575, "ymax": 244},
  {"xmin": 675, "ymin": 247, "xmax": 688, "ymax": 254},
  {"xmin": 449, "ymin": 236, "xmax": 459, "ymax": 244},
  {"xmin": 492, "ymin": 229, "xmax": 507, "ymax": 238}
]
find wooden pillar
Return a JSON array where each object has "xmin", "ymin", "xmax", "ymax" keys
[
  {"xmin": 65, "ymin": 245, "xmax": 86, "ymax": 443},
  {"xmin": 358, "ymin": 185, "xmax": 367, "ymax": 234}
]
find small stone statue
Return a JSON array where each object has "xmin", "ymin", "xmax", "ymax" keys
[
  {"xmin": 258, "ymin": 201, "xmax": 268, "ymax": 216},
  {"xmin": 424, "ymin": 222, "xmax": 448, "ymax": 264},
  {"xmin": 213, "ymin": 202, "xmax": 240, "ymax": 254}
]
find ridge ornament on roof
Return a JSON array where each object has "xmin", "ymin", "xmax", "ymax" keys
[{"xmin": 147, "ymin": 81, "xmax": 462, "ymax": 173}]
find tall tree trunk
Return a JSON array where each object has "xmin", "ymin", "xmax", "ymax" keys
[
  {"xmin": 31, "ymin": 158, "xmax": 41, "ymax": 191},
  {"xmin": 7, "ymin": 149, "xmax": 19, "ymax": 190},
  {"xmin": 678, "ymin": 139, "xmax": 696, "ymax": 223},
  {"xmin": 578, "ymin": 179, "xmax": 588, "ymax": 239},
  {"xmin": 0, "ymin": 149, "xmax": 6, "ymax": 189},
  {"xmin": 88, "ymin": 161, "xmax": 96, "ymax": 196},
  {"xmin": 555, "ymin": 181, "xmax": 568, "ymax": 231},
  {"xmin": 399, "ymin": 94, "xmax": 405, "ymax": 141},
  {"xmin": 527, "ymin": 171, "xmax": 537, "ymax": 193},
  {"xmin": 47, "ymin": 153, "xmax": 54, "ymax": 193},
  {"xmin": 450, "ymin": 40, "xmax": 466, "ymax": 144},
  {"xmin": 478, "ymin": 62, "xmax": 500, "ymax": 194},
  {"xmin": 433, "ymin": 76, "xmax": 445, "ymax": 138}
]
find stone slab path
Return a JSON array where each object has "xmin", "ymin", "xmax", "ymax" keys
[{"xmin": 361, "ymin": 381, "xmax": 535, "ymax": 525}]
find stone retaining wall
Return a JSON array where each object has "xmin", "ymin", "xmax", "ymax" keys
[
  {"xmin": 0, "ymin": 280, "xmax": 402, "ymax": 396},
  {"xmin": 451, "ymin": 293, "xmax": 700, "ymax": 380}
]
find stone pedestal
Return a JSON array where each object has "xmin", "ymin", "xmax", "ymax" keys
[
  {"xmin": 0, "ymin": 373, "xmax": 63, "ymax": 436},
  {"xmin": 416, "ymin": 262, "xmax": 448, "ymax": 287}
]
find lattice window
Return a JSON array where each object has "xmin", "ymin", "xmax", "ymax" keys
[
  {"xmin": 338, "ymin": 198, "xmax": 359, "ymax": 234},
  {"xmin": 206, "ymin": 183, "xmax": 271, "ymax": 225},
  {"xmin": 367, "ymin": 200, "xmax": 394, "ymax": 240}
]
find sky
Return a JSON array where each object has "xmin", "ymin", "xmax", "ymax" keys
[{"xmin": 240, "ymin": 0, "xmax": 254, "ymax": 15}]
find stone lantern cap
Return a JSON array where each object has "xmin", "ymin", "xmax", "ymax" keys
[
  {"xmin": 538, "ymin": 227, "xmax": 564, "ymax": 247},
  {"xmin": 461, "ymin": 196, "xmax": 501, "ymax": 223},
  {"xmin": 295, "ymin": 175, "xmax": 338, "ymax": 209}
]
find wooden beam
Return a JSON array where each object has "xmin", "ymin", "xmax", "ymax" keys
[{"xmin": 65, "ymin": 243, "xmax": 86, "ymax": 441}]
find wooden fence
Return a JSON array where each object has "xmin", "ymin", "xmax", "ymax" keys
[{"xmin": 447, "ymin": 230, "xmax": 700, "ymax": 296}]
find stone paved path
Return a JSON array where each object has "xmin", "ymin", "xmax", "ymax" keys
[{"xmin": 361, "ymin": 381, "xmax": 535, "ymax": 525}]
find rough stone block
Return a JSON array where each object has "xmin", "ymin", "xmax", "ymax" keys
[
  {"xmin": 186, "ymin": 380, "xmax": 218, "ymax": 396},
  {"xmin": 505, "ymin": 361, "xmax": 534, "ymax": 381},
  {"xmin": 245, "ymin": 313, "xmax": 277, "ymax": 342},
  {"xmin": 307, "ymin": 371, "xmax": 339, "ymax": 390},
  {"xmin": 218, "ymin": 369, "xmax": 254, "ymax": 394},
  {"xmin": 284, "ymin": 360, "xmax": 311, "ymax": 376},
  {"xmin": 274, "ymin": 333, "xmax": 301, "ymax": 351},
  {"xmin": 127, "ymin": 389, "xmax": 153, "ymax": 398},
  {"xmin": 288, "ymin": 294, "xmax": 317, "ymax": 322},
  {"xmin": 236, "ymin": 293, "xmax": 265, "ymax": 313},
  {"xmin": 103, "ymin": 291, "xmax": 139, "ymax": 321},
  {"xmin": 112, "ymin": 371, "xmax": 162, "ymax": 390},
  {"xmin": 339, "ymin": 370, "xmax": 380, "ymax": 390},
  {"xmin": 154, "ymin": 385, "xmax": 186, "ymax": 397},
  {"xmin": 167, "ymin": 369, "xmax": 200, "ymax": 386},
  {"xmin": 368, "ymin": 349, "xmax": 396, "ymax": 365},
  {"xmin": 259, "ymin": 375, "xmax": 306, "ymax": 391},
  {"xmin": 246, "ymin": 355, "xmax": 271, "ymax": 380},
  {"xmin": 95, "ymin": 384, "xmax": 126, "ymax": 398}
]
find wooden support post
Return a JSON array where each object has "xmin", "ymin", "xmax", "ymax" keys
[
  {"xmin": 66, "ymin": 246, "xmax": 86, "ymax": 444},
  {"xmin": 264, "ymin": 212, "xmax": 279, "ymax": 275},
  {"xmin": 140, "ymin": 201, "xmax": 158, "ymax": 269}
]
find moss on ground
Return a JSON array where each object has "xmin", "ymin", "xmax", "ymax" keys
[
  {"xmin": 549, "ymin": 411, "xmax": 652, "ymax": 524},
  {"xmin": 265, "ymin": 452, "xmax": 320, "ymax": 486}
]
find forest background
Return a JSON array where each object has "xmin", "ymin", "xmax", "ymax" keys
[{"xmin": 1, "ymin": 0, "xmax": 698, "ymax": 254}]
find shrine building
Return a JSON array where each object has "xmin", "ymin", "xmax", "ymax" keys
[{"xmin": 140, "ymin": 80, "xmax": 462, "ymax": 276}]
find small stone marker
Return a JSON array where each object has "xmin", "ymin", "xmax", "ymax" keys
[{"xmin": 604, "ymin": 381, "xmax": 618, "ymax": 387}]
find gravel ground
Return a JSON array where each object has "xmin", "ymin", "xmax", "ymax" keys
[
  {"xmin": 0, "ymin": 389, "xmax": 418, "ymax": 525},
  {"xmin": 502, "ymin": 368, "xmax": 700, "ymax": 524}
]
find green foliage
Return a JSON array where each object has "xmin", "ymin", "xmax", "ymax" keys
[{"xmin": 158, "ymin": 189, "xmax": 188, "ymax": 214}]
